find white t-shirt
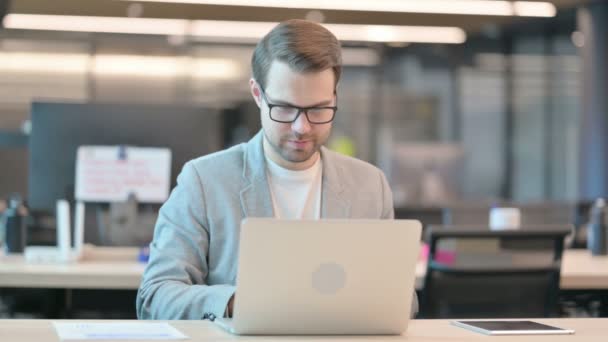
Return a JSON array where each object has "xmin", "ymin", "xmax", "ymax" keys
[{"xmin": 265, "ymin": 154, "xmax": 323, "ymax": 219}]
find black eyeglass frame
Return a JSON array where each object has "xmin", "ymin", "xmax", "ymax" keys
[{"xmin": 257, "ymin": 83, "xmax": 338, "ymax": 124}]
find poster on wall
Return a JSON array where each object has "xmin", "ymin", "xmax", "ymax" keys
[{"xmin": 75, "ymin": 145, "xmax": 172, "ymax": 203}]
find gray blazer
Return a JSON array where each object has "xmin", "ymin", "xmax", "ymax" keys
[{"xmin": 136, "ymin": 131, "xmax": 418, "ymax": 319}]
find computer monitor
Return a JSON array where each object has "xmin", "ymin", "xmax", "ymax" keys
[
  {"xmin": 0, "ymin": 132, "xmax": 28, "ymax": 199},
  {"xmin": 388, "ymin": 143, "xmax": 465, "ymax": 207},
  {"xmin": 28, "ymin": 102, "xmax": 223, "ymax": 214}
]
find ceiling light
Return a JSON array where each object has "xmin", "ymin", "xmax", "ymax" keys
[
  {"xmin": 3, "ymin": 14, "xmax": 188, "ymax": 35},
  {"xmin": 4, "ymin": 15, "xmax": 467, "ymax": 44},
  {"xmin": 94, "ymin": 55, "xmax": 243, "ymax": 79},
  {"xmin": 0, "ymin": 52, "xmax": 89, "ymax": 74},
  {"xmin": 341, "ymin": 48, "xmax": 381, "ymax": 66},
  {"xmin": 189, "ymin": 20, "xmax": 275, "ymax": 42},
  {"xmin": 0, "ymin": 51, "xmax": 243, "ymax": 79},
  {"xmin": 326, "ymin": 24, "xmax": 465, "ymax": 44},
  {"xmin": 191, "ymin": 58, "xmax": 243, "ymax": 79},
  {"xmin": 191, "ymin": 20, "xmax": 466, "ymax": 44},
  {"xmin": 119, "ymin": 0, "xmax": 557, "ymax": 17},
  {"xmin": 512, "ymin": 1, "xmax": 557, "ymax": 17},
  {"xmin": 92, "ymin": 55, "xmax": 184, "ymax": 77}
]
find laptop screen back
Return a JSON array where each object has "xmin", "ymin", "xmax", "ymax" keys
[{"xmin": 232, "ymin": 218, "xmax": 422, "ymax": 335}]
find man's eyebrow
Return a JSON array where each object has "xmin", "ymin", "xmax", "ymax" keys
[{"xmin": 266, "ymin": 95, "xmax": 334, "ymax": 108}]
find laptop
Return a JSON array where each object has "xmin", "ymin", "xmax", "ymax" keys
[{"xmin": 214, "ymin": 218, "xmax": 422, "ymax": 335}]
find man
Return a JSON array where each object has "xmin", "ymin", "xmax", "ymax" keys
[{"xmin": 137, "ymin": 19, "xmax": 418, "ymax": 320}]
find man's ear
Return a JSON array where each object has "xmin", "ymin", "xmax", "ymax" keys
[{"xmin": 249, "ymin": 78, "xmax": 262, "ymax": 108}]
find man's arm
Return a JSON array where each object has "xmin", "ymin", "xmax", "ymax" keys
[{"xmin": 136, "ymin": 161, "xmax": 235, "ymax": 320}]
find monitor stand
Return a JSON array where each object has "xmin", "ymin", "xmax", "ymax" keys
[{"xmin": 97, "ymin": 195, "xmax": 157, "ymax": 246}]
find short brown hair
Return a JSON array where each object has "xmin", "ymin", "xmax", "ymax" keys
[{"xmin": 251, "ymin": 19, "xmax": 342, "ymax": 90}]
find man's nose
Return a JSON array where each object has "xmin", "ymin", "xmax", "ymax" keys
[{"xmin": 291, "ymin": 110, "xmax": 312, "ymax": 135}]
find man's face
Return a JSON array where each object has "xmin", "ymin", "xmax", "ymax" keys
[{"xmin": 251, "ymin": 61, "xmax": 336, "ymax": 169}]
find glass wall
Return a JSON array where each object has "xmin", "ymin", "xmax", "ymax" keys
[{"xmin": 0, "ymin": 11, "xmax": 583, "ymax": 204}]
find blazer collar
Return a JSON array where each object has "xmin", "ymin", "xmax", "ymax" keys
[
  {"xmin": 319, "ymin": 146, "xmax": 350, "ymax": 218},
  {"xmin": 240, "ymin": 130, "xmax": 350, "ymax": 219},
  {"xmin": 240, "ymin": 130, "xmax": 274, "ymax": 218}
]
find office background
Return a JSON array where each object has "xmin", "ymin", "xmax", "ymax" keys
[
  {"xmin": 0, "ymin": 0, "xmax": 607, "ymax": 320},
  {"xmin": 0, "ymin": 0, "xmax": 603, "ymax": 203}
]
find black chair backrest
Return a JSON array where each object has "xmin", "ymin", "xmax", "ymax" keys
[{"xmin": 420, "ymin": 225, "xmax": 571, "ymax": 319}]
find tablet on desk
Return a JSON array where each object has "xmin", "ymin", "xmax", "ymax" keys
[{"xmin": 451, "ymin": 320, "xmax": 575, "ymax": 335}]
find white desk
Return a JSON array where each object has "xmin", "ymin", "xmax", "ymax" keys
[
  {"xmin": 559, "ymin": 250, "xmax": 608, "ymax": 289},
  {"xmin": 1, "ymin": 248, "xmax": 607, "ymax": 291},
  {"xmin": 0, "ymin": 318, "xmax": 606, "ymax": 342},
  {"xmin": 0, "ymin": 247, "xmax": 144, "ymax": 290}
]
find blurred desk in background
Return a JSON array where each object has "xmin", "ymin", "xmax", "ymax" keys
[
  {"xmin": 560, "ymin": 250, "xmax": 608, "ymax": 290},
  {"xmin": 1, "ymin": 247, "xmax": 607, "ymax": 318},
  {"xmin": 0, "ymin": 246, "xmax": 144, "ymax": 290},
  {"xmin": 1, "ymin": 248, "xmax": 607, "ymax": 291},
  {"xmin": 0, "ymin": 247, "xmax": 144, "ymax": 318}
]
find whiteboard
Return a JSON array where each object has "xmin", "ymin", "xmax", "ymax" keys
[{"xmin": 75, "ymin": 146, "xmax": 172, "ymax": 203}]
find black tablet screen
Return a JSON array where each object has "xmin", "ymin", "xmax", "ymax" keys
[{"xmin": 462, "ymin": 320, "xmax": 565, "ymax": 331}]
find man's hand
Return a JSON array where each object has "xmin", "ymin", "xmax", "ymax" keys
[{"xmin": 227, "ymin": 294, "xmax": 236, "ymax": 317}]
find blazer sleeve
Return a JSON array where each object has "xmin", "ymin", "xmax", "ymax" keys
[
  {"xmin": 136, "ymin": 161, "xmax": 235, "ymax": 319},
  {"xmin": 379, "ymin": 169, "xmax": 395, "ymax": 219}
]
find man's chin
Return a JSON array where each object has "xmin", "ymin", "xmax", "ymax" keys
[{"xmin": 281, "ymin": 149, "xmax": 317, "ymax": 163}]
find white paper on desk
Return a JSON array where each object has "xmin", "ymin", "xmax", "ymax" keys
[
  {"xmin": 75, "ymin": 145, "xmax": 172, "ymax": 203},
  {"xmin": 53, "ymin": 322, "xmax": 189, "ymax": 340}
]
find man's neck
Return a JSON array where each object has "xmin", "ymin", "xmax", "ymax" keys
[{"xmin": 263, "ymin": 136, "xmax": 319, "ymax": 171}]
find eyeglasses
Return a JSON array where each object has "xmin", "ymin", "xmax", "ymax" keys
[{"xmin": 258, "ymin": 84, "xmax": 337, "ymax": 124}]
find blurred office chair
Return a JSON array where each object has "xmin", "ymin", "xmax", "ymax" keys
[
  {"xmin": 395, "ymin": 206, "xmax": 443, "ymax": 237},
  {"xmin": 419, "ymin": 226, "xmax": 571, "ymax": 319}
]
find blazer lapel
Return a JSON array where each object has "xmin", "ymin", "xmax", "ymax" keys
[
  {"xmin": 240, "ymin": 131, "xmax": 274, "ymax": 218},
  {"xmin": 239, "ymin": 134, "xmax": 351, "ymax": 219},
  {"xmin": 320, "ymin": 147, "xmax": 351, "ymax": 218}
]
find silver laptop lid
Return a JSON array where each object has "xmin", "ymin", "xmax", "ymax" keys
[{"xmin": 231, "ymin": 218, "xmax": 421, "ymax": 335}]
